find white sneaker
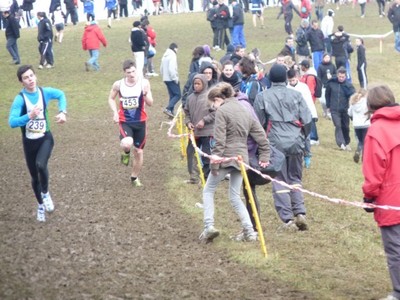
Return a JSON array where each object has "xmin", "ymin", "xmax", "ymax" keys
[
  {"xmin": 199, "ymin": 226, "xmax": 220, "ymax": 243},
  {"xmin": 38, "ymin": 65, "xmax": 44, "ymax": 69},
  {"xmin": 42, "ymin": 192, "xmax": 54, "ymax": 212},
  {"xmin": 340, "ymin": 144, "xmax": 347, "ymax": 151},
  {"xmin": 310, "ymin": 140, "xmax": 320, "ymax": 146},
  {"xmin": 37, "ymin": 204, "xmax": 45, "ymax": 222},
  {"xmin": 345, "ymin": 145, "xmax": 352, "ymax": 151}
]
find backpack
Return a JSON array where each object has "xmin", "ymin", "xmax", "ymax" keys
[{"xmin": 304, "ymin": 74, "xmax": 322, "ymax": 98}]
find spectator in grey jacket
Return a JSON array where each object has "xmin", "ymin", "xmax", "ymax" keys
[
  {"xmin": 254, "ymin": 64, "xmax": 312, "ymax": 232},
  {"xmin": 160, "ymin": 43, "xmax": 181, "ymax": 118}
]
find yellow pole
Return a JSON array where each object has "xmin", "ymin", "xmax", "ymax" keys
[
  {"xmin": 238, "ymin": 156, "xmax": 268, "ymax": 258},
  {"xmin": 190, "ymin": 132, "xmax": 206, "ymax": 187},
  {"xmin": 178, "ymin": 106, "xmax": 186, "ymax": 158}
]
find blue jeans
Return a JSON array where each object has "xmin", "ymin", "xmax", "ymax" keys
[
  {"xmin": 310, "ymin": 118, "xmax": 319, "ymax": 141},
  {"xmin": 6, "ymin": 37, "xmax": 20, "ymax": 63},
  {"xmin": 203, "ymin": 167, "xmax": 255, "ymax": 233},
  {"xmin": 232, "ymin": 25, "xmax": 246, "ymax": 48},
  {"xmin": 312, "ymin": 50, "xmax": 324, "ymax": 72},
  {"xmin": 164, "ymin": 81, "xmax": 181, "ymax": 113},
  {"xmin": 88, "ymin": 49, "xmax": 100, "ymax": 70}
]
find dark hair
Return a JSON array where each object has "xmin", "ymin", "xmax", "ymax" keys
[
  {"xmin": 17, "ymin": 65, "xmax": 35, "ymax": 82},
  {"xmin": 192, "ymin": 46, "xmax": 205, "ymax": 61},
  {"xmin": 234, "ymin": 45, "xmax": 243, "ymax": 53},
  {"xmin": 338, "ymin": 25, "xmax": 344, "ymax": 32},
  {"xmin": 337, "ymin": 66, "xmax": 346, "ymax": 75},
  {"xmin": 238, "ymin": 56, "xmax": 256, "ymax": 77},
  {"xmin": 122, "ymin": 59, "xmax": 136, "ymax": 71},
  {"xmin": 287, "ymin": 68, "xmax": 297, "ymax": 79},
  {"xmin": 222, "ymin": 60, "xmax": 235, "ymax": 68},
  {"xmin": 285, "ymin": 36, "xmax": 293, "ymax": 43},
  {"xmin": 169, "ymin": 43, "xmax": 178, "ymax": 51},
  {"xmin": 207, "ymin": 82, "xmax": 235, "ymax": 101},
  {"xmin": 367, "ymin": 85, "xmax": 396, "ymax": 114},
  {"xmin": 37, "ymin": 12, "xmax": 46, "ymax": 18},
  {"xmin": 133, "ymin": 21, "xmax": 141, "ymax": 27}
]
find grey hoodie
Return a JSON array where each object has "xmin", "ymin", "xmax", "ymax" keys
[{"xmin": 160, "ymin": 48, "xmax": 179, "ymax": 82}]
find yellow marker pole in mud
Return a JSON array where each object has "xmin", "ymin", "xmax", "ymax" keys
[
  {"xmin": 238, "ymin": 156, "xmax": 268, "ymax": 258},
  {"xmin": 177, "ymin": 106, "xmax": 186, "ymax": 158},
  {"xmin": 190, "ymin": 132, "xmax": 206, "ymax": 187}
]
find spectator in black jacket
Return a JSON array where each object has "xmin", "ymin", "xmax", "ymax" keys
[
  {"xmin": 330, "ymin": 25, "xmax": 351, "ymax": 70},
  {"xmin": 130, "ymin": 20, "xmax": 147, "ymax": 78},
  {"xmin": 325, "ymin": 67, "xmax": 355, "ymax": 150},
  {"xmin": 278, "ymin": 36, "xmax": 296, "ymax": 62},
  {"xmin": 215, "ymin": 0, "xmax": 230, "ymax": 50},
  {"xmin": 22, "ymin": 0, "xmax": 35, "ymax": 27},
  {"xmin": 355, "ymin": 38, "xmax": 367, "ymax": 89},
  {"xmin": 231, "ymin": 0, "xmax": 246, "ymax": 48},
  {"xmin": 388, "ymin": 0, "xmax": 400, "ymax": 52},
  {"xmin": 64, "ymin": 0, "xmax": 78, "ymax": 25},
  {"xmin": 3, "ymin": 9, "xmax": 20, "ymax": 65},
  {"xmin": 306, "ymin": 19, "xmax": 325, "ymax": 71},
  {"xmin": 317, "ymin": 53, "xmax": 336, "ymax": 119},
  {"xmin": 37, "ymin": 12, "xmax": 54, "ymax": 69}
]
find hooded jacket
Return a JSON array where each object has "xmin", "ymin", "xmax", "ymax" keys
[
  {"xmin": 362, "ymin": 105, "xmax": 400, "ymax": 227},
  {"xmin": 254, "ymin": 82, "xmax": 312, "ymax": 155},
  {"xmin": 160, "ymin": 48, "xmax": 179, "ymax": 82},
  {"xmin": 82, "ymin": 23, "xmax": 107, "ymax": 50},
  {"xmin": 184, "ymin": 74, "xmax": 214, "ymax": 137}
]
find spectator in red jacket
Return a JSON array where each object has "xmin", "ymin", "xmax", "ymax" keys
[
  {"xmin": 299, "ymin": 0, "xmax": 311, "ymax": 20},
  {"xmin": 82, "ymin": 21, "xmax": 107, "ymax": 71},
  {"xmin": 141, "ymin": 16, "xmax": 158, "ymax": 77}
]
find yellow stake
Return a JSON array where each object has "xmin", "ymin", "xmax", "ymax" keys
[
  {"xmin": 177, "ymin": 106, "xmax": 186, "ymax": 158},
  {"xmin": 238, "ymin": 156, "xmax": 268, "ymax": 258},
  {"xmin": 190, "ymin": 132, "xmax": 206, "ymax": 187}
]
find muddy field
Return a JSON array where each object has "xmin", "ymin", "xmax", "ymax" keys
[{"xmin": 0, "ymin": 107, "xmax": 313, "ymax": 300}]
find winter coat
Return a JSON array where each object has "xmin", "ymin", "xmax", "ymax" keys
[
  {"xmin": 288, "ymin": 81, "xmax": 317, "ymax": 118},
  {"xmin": 212, "ymin": 97, "xmax": 270, "ymax": 170},
  {"xmin": 254, "ymin": 82, "xmax": 312, "ymax": 155},
  {"xmin": 22, "ymin": 0, "xmax": 34, "ymax": 11},
  {"xmin": 362, "ymin": 105, "xmax": 400, "ymax": 227},
  {"xmin": 347, "ymin": 97, "xmax": 370, "ymax": 129},
  {"xmin": 144, "ymin": 25, "xmax": 156, "ymax": 47},
  {"xmin": 5, "ymin": 14, "xmax": 20, "ymax": 40},
  {"xmin": 356, "ymin": 44, "xmax": 366, "ymax": 70},
  {"xmin": 279, "ymin": 44, "xmax": 295, "ymax": 61},
  {"xmin": 184, "ymin": 74, "xmax": 214, "ymax": 137},
  {"xmin": 320, "ymin": 15, "xmax": 334, "ymax": 38},
  {"xmin": 317, "ymin": 61, "xmax": 336, "ymax": 86},
  {"xmin": 299, "ymin": 0, "xmax": 311, "ymax": 19},
  {"xmin": 331, "ymin": 32, "xmax": 350, "ymax": 58},
  {"xmin": 388, "ymin": 3, "xmax": 400, "ymax": 32},
  {"xmin": 307, "ymin": 27, "xmax": 325, "ymax": 52},
  {"xmin": 295, "ymin": 25, "xmax": 310, "ymax": 56},
  {"xmin": 160, "ymin": 48, "xmax": 179, "ymax": 82},
  {"xmin": 64, "ymin": 0, "xmax": 75, "ymax": 10},
  {"xmin": 215, "ymin": 3, "xmax": 230, "ymax": 29},
  {"xmin": 232, "ymin": 3, "xmax": 244, "ymax": 25},
  {"xmin": 37, "ymin": 17, "xmax": 53, "ymax": 42},
  {"xmin": 82, "ymin": 23, "xmax": 107, "ymax": 50},
  {"xmin": 277, "ymin": 0, "xmax": 300, "ymax": 19},
  {"xmin": 325, "ymin": 76, "xmax": 355, "ymax": 112},
  {"xmin": 130, "ymin": 27, "xmax": 147, "ymax": 52}
]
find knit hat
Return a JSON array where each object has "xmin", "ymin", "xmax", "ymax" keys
[
  {"xmin": 227, "ymin": 44, "xmax": 235, "ymax": 53},
  {"xmin": 300, "ymin": 59, "xmax": 310, "ymax": 69},
  {"xmin": 269, "ymin": 64, "xmax": 287, "ymax": 83}
]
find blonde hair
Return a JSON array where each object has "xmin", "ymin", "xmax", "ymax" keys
[{"xmin": 349, "ymin": 88, "xmax": 367, "ymax": 105}]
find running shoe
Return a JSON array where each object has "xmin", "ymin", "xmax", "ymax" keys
[
  {"xmin": 131, "ymin": 178, "xmax": 143, "ymax": 187},
  {"xmin": 37, "ymin": 204, "xmax": 45, "ymax": 222},
  {"xmin": 42, "ymin": 192, "xmax": 54, "ymax": 212},
  {"xmin": 121, "ymin": 152, "xmax": 130, "ymax": 166},
  {"xmin": 199, "ymin": 226, "xmax": 220, "ymax": 243}
]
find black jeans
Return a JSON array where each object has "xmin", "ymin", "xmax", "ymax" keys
[{"xmin": 23, "ymin": 132, "xmax": 54, "ymax": 204}]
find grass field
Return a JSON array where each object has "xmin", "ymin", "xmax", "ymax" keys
[{"xmin": 1, "ymin": 2, "xmax": 399, "ymax": 299}]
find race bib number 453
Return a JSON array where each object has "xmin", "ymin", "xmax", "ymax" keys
[{"xmin": 121, "ymin": 97, "xmax": 139, "ymax": 110}]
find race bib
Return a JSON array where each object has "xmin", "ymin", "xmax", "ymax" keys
[
  {"xmin": 121, "ymin": 97, "xmax": 139, "ymax": 110},
  {"xmin": 26, "ymin": 118, "xmax": 46, "ymax": 139}
]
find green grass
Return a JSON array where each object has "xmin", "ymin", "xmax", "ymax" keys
[{"xmin": 0, "ymin": 3, "xmax": 398, "ymax": 299}]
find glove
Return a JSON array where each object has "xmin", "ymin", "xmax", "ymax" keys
[{"xmin": 363, "ymin": 197, "xmax": 375, "ymax": 213}]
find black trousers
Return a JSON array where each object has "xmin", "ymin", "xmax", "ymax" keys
[{"xmin": 23, "ymin": 132, "xmax": 54, "ymax": 204}]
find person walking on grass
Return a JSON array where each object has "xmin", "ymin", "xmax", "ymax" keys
[
  {"xmin": 37, "ymin": 12, "xmax": 54, "ymax": 70},
  {"xmin": 82, "ymin": 20, "xmax": 107, "ymax": 72},
  {"xmin": 105, "ymin": 0, "xmax": 117, "ymax": 28},
  {"xmin": 254, "ymin": 64, "xmax": 312, "ymax": 232},
  {"xmin": 108, "ymin": 60, "xmax": 154, "ymax": 187},
  {"xmin": 2, "ymin": 9, "xmax": 20, "ymax": 65},
  {"xmin": 52, "ymin": 6, "xmax": 65, "ymax": 43},
  {"xmin": 325, "ymin": 66, "xmax": 355, "ymax": 151},
  {"xmin": 160, "ymin": 42, "xmax": 181, "ymax": 118},
  {"xmin": 348, "ymin": 88, "xmax": 369, "ymax": 163},
  {"xmin": 199, "ymin": 82, "xmax": 270, "ymax": 243},
  {"xmin": 361, "ymin": 85, "xmax": 400, "ymax": 300},
  {"xmin": 8, "ymin": 65, "xmax": 67, "ymax": 222}
]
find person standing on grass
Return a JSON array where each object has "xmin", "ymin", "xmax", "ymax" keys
[
  {"xmin": 118, "ymin": 0, "xmax": 128, "ymax": 17},
  {"xmin": 8, "ymin": 65, "xmax": 67, "ymax": 222},
  {"xmin": 160, "ymin": 42, "xmax": 180, "ymax": 118},
  {"xmin": 277, "ymin": 0, "xmax": 300, "ymax": 36},
  {"xmin": 82, "ymin": 21, "xmax": 107, "ymax": 72},
  {"xmin": 355, "ymin": 37, "xmax": 367, "ymax": 89},
  {"xmin": 22, "ymin": 0, "xmax": 34, "ymax": 28},
  {"xmin": 388, "ymin": 0, "xmax": 400, "ymax": 52},
  {"xmin": 325, "ymin": 66, "xmax": 355, "ymax": 151},
  {"xmin": 83, "ymin": 0, "xmax": 95, "ymax": 21},
  {"xmin": 64, "ymin": 0, "xmax": 78, "ymax": 25},
  {"xmin": 254, "ymin": 64, "xmax": 312, "ymax": 232},
  {"xmin": 37, "ymin": 12, "xmax": 54, "ymax": 70},
  {"xmin": 105, "ymin": 0, "xmax": 117, "ymax": 28},
  {"xmin": 2, "ymin": 9, "xmax": 20, "ymax": 65},
  {"xmin": 348, "ymin": 88, "xmax": 369, "ymax": 163},
  {"xmin": 130, "ymin": 20, "xmax": 147, "ymax": 78},
  {"xmin": 231, "ymin": 0, "xmax": 246, "ymax": 48},
  {"xmin": 250, "ymin": 0, "xmax": 264, "ymax": 29},
  {"xmin": 199, "ymin": 82, "xmax": 270, "ymax": 243},
  {"xmin": 361, "ymin": 85, "xmax": 400, "ymax": 300},
  {"xmin": 108, "ymin": 59, "xmax": 154, "ymax": 187},
  {"xmin": 52, "ymin": 6, "xmax": 65, "ymax": 43}
]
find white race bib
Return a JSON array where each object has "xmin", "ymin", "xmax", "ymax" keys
[{"xmin": 121, "ymin": 97, "xmax": 139, "ymax": 110}]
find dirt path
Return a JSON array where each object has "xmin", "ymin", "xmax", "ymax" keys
[{"xmin": 0, "ymin": 108, "xmax": 314, "ymax": 299}]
